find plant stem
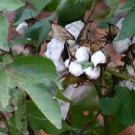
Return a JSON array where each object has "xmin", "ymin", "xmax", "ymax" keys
[
  {"xmin": 103, "ymin": 115, "xmax": 110, "ymax": 135},
  {"xmin": 107, "ymin": 69, "xmax": 135, "ymax": 83},
  {"xmin": 78, "ymin": 111, "xmax": 100, "ymax": 135},
  {"xmin": 85, "ymin": 0, "xmax": 100, "ymax": 23}
]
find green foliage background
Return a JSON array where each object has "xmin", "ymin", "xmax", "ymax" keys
[{"xmin": 0, "ymin": 0, "xmax": 135, "ymax": 134}]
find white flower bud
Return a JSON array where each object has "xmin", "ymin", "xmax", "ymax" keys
[
  {"xmin": 84, "ymin": 66, "xmax": 101, "ymax": 80},
  {"xmin": 64, "ymin": 59, "xmax": 70, "ymax": 68},
  {"xmin": 69, "ymin": 61, "xmax": 84, "ymax": 76},
  {"xmin": 75, "ymin": 47, "xmax": 90, "ymax": 64},
  {"xmin": 16, "ymin": 22, "xmax": 28, "ymax": 35},
  {"xmin": 113, "ymin": 38, "xmax": 131, "ymax": 54},
  {"xmin": 91, "ymin": 51, "xmax": 106, "ymax": 67},
  {"xmin": 65, "ymin": 20, "xmax": 84, "ymax": 39}
]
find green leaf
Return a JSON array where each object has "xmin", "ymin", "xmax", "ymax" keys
[
  {"xmin": 0, "ymin": 16, "xmax": 9, "ymax": 51},
  {"xmin": 14, "ymin": 8, "xmax": 36, "ymax": 25},
  {"xmin": 28, "ymin": 0, "xmax": 52, "ymax": 15},
  {"xmin": 0, "ymin": 71, "xmax": 12, "ymax": 110},
  {"xmin": 20, "ymin": 84, "xmax": 62, "ymax": 129},
  {"xmin": 8, "ymin": 56, "xmax": 61, "ymax": 88},
  {"xmin": 116, "ymin": 9, "xmax": 135, "ymax": 40},
  {"xmin": 0, "ymin": 0, "xmax": 24, "ymax": 11},
  {"xmin": 7, "ymin": 56, "xmax": 62, "ymax": 128},
  {"xmin": 10, "ymin": 37, "xmax": 33, "ymax": 46},
  {"xmin": 120, "ymin": 0, "xmax": 135, "ymax": 12},
  {"xmin": 9, "ymin": 94, "xmax": 29, "ymax": 135},
  {"xmin": 44, "ymin": 0, "xmax": 60, "ymax": 12},
  {"xmin": 100, "ymin": 97, "xmax": 117, "ymax": 115},
  {"xmin": 100, "ymin": 85, "xmax": 135, "ymax": 126},
  {"xmin": 109, "ymin": 114, "xmax": 126, "ymax": 135},
  {"xmin": 2, "ymin": 54, "xmax": 14, "ymax": 66},
  {"xmin": 27, "ymin": 101, "xmax": 63, "ymax": 134},
  {"xmin": 105, "ymin": 0, "xmax": 119, "ymax": 17},
  {"xmin": 26, "ymin": 17, "xmax": 52, "ymax": 48},
  {"xmin": 57, "ymin": 0, "xmax": 93, "ymax": 25}
]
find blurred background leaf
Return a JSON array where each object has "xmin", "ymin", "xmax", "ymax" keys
[
  {"xmin": 0, "ymin": 0, "xmax": 24, "ymax": 11},
  {"xmin": 0, "ymin": 16, "xmax": 9, "ymax": 51}
]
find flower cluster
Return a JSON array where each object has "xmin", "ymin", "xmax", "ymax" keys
[{"xmin": 44, "ymin": 20, "xmax": 107, "ymax": 79}]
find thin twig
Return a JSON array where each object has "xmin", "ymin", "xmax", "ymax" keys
[
  {"xmin": 87, "ymin": 80, "xmax": 111, "ymax": 91},
  {"xmin": 85, "ymin": 0, "xmax": 100, "ymax": 23},
  {"xmin": 78, "ymin": 111, "xmax": 101, "ymax": 135},
  {"xmin": 106, "ymin": 69, "xmax": 135, "ymax": 83}
]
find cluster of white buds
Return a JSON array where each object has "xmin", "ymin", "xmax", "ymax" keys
[
  {"xmin": 44, "ymin": 20, "xmax": 107, "ymax": 80},
  {"xmin": 67, "ymin": 50, "xmax": 106, "ymax": 79}
]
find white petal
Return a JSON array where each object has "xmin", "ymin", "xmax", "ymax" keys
[
  {"xmin": 16, "ymin": 22, "xmax": 28, "ymax": 35},
  {"xmin": 84, "ymin": 66, "xmax": 101, "ymax": 80},
  {"xmin": 91, "ymin": 51, "xmax": 106, "ymax": 67},
  {"xmin": 113, "ymin": 38, "xmax": 131, "ymax": 54},
  {"xmin": 75, "ymin": 47, "xmax": 90, "ymax": 64},
  {"xmin": 69, "ymin": 61, "xmax": 84, "ymax": 76},
  {"xmin": 65, "ymin": 20, "xmax": 84, "ymax": 39}
]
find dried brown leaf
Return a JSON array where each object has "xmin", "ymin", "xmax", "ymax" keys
[{"xmin": 103, "ymin": 44, "xmax": 124, "ymax": 67}]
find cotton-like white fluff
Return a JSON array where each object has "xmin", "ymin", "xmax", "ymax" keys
[
  {"xmin": 16, "ymin": 22, "xmax": 28, "ymax": 35},
  {"xmin": 69, "ymin": 61, "xmax": 84, "ymax": 76},
  {"xmin": 84, "ymin": 66, "xmax": 101, "ymax": 80},
  {"xmin": 120, "ymin": 80, "xmax": 135, "ymax": 90},
  {"xmin": 113, "ymin": 38, "xmax": 131, "ymax": 54},
  {"xmin": 64, "ymin": 59, "xmax": 70, "ymax": 68},
  {"xmin": 45, "ymin": 38, "xmax": 65, "ymax": 72},
  {"xmin": 65, "ymin": 20, "xmax": 84, "ymax": 39},
  {"xmin": 91, "ymin": 51, "xmax": 106, "ymax": 67},
  {"xmin": 75, "ymin": 47, "xmax": 90, "ymax": 64},
  {"xmin": 45, "ymin": 38, "xmax": 64, "ymax": 61}
]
